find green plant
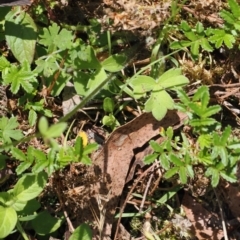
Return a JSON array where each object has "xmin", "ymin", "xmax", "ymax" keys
[
  {"xmin": 0, "ymin": 114, "xmax": 98, "ymax": 238},
  {"xmin": 2, "ymin": 0, "xmax": 238, "ymax": 238},
  {"xmin": 129, "ymin": 68, "xmax": 189, "ymax": 120},
  {"xmin": 24, "ymin": 98, "xmax": 52, "ymax": 126},
  {"xmin": 102, "ymin": 97, "xmax": 120, "ymax": 130},
  {"xmin": 170, "ymin": 0, "xmax": 240, "ymax": 58},
  {"xmin": 170, "ymin": 21, "xmax": 213, "ymax": 58},
  {"xmin": 0, "ymin": 116, "xmax": 24, "ymax": 151},
  {"xmin": 0, "ymin": 171, "xmax": 49, "ymax": 239},
  {"xmin": 144, "ymin": 86, "xmax": 240, "ymax": 187}
]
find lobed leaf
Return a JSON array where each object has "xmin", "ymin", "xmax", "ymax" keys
[{"xmin": 228, "ymin": 0, "xmax": 240, "ymax": 18}]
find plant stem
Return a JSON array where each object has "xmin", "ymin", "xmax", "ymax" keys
[{"xmin": 16, "ymin": 220, "xmax": 29, "ymax": 240}]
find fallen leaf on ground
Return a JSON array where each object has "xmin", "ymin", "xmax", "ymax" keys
[
  {"xmin": 182, "ymin": 193, "xmax": 224, "ymax": 240},
  {"xmin": 90, "ymin": 110, "xmax": 186, "ymax": 238}
]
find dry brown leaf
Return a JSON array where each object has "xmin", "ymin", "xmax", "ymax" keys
[
  {"xmin": 90, "ymin": 110, "xmax": 186, "ymax": 238},
  {"xmin": 182, "ymin": 193, "xmax": 224, "ymax": 240},
  {"xmin": 221, "ymin": 165, "xmax": 240, "ymax": 219}
]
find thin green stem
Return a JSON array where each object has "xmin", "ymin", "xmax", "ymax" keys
[{"xmin": 16, "ymin": 220, "xmax": 29, "ymax": 240}]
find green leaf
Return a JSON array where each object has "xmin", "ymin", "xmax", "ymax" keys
[
  {"xmin": 83, "ymin": 143, "xmax": 98, "ymax": 155},
  {"xmin": 156, "ymin": 68, "xmax": 189, "ymax": 89},
  {"xmin": 73, "ymin": 72, "xmax": 90, "ymax": 96},
  {"xmin": 186, "ymin": 165, "xmax": 194, "ymax": 178},
  {"xmin": 5, "ymin": 9, "xmax": 37, "ymax": 64},
  {"xmin": 0, "ymin": 192, "xmax": 13, "ymax": 206},
  {"xmin": 46, "ymin": 123, "xmax": 67, "ymax": 138},
  {"xmin": 0, "ymin": 117, "xmax": 23, "ymax": 145},
  {"xmin": 0, "ymin": 206, "xmax": 17, "ymax": 238},
  {"xmin": 169, "ymin": 154, "xmax": 183, "ymax": 166},
  {"xmin": 185, "ymin": 31, "xmax": 198, "ymax": 41},
  {"xmin": 149, "ymin": 140, "xmax": 163, "ymax": 153},
  {"xmin": 69, "ymin": 223, "xmax": 92, "ymax": 240},
  {"xmin": 74, "ymin": 45, "xmax": 101, "ymax": 69},
  {"xmin": 31, "ymin": 149, "xmax": 49, "ymax": 173},
  {"xmin": 189, "ymin": 118, "xmax": 217, "ymax": 127},
  {"xmin": 13, "ymin": 172, "xmax": 47, "ymax": 201},
  {"xmin": 200, "ymin": 38, "xmax": 214, "ymax": 52},
  {"xmin": 143, "ymin": 153, "xmax": 158, "ymax": 165},
  {"xmin": 102, "ymin": 54, "xmax": 127, "ymax": 72},
  {"xmin": 81, "ymin": 155, "xmax": 92, "ymax": 165},
  {"xmin": 176, "ymin": 88, "xmax": 190, "ymax": 105},
  {"xmin": 17, "ymin": 199, "xmax": 40, "ymax": 216},
  {"xmin": 160, "ymin": 153, "xmax": 170, "ymax": 170},
  {"xmin": 34, "ymin": 57, "xmax": 59, "ymax": 78},
  {"xmin": 196, "ymin": 22, "xmax": 204, "ymax": 34},
  {"xmin": 131, "ymin": 75, "xmax": 156, "ymax": 97},
  {"xmin": 191, "ymin": 41, "xmax": 200, "ymax": 56},
  {"xmin": 211, "ymin": 171, "xmax": 220, "ymax": 187},
  {"xmin": 220, "ymin": 171, "xmax": 237, "ymax": 183},
  {"xmin": 32, "ymin": 149, "xmax": 47, "ymax": 162},
  {"xmin": 212, "ymin": 146, "xmax": 228, "ymax": 166},
  {"xmin": 180, "ymin": 21, "xmax": 191, "ymax": 31},
  {"xmin": 39, "ymin": 22, "xmax": 73, "ymax": 51},
  {"xmin": 228, "ymin": 143, "xmax": 240, "ymax": 149},
  {"xmin": 208, "ymin": 29, "xmax": 235, "ymax": 49},
  {"xmin": 102, "ymin": 115, "xmax": 119, "ymax": 129},
  {"xmin": 31, "ymin": 211, "xmax": 64, "ymax": 235},
  {"xmin": 164, "ymin": 166, "xmax": 179, "ymax": 179},
  {"xmin": 220, "ymin": 126, "xmax": 231, "ymax": 145},
  {"xmin": 11, "ymin": 147, "xmax": 26, "ymax": 161},
  {"xmin": 197, "ymin": 134, "xmax": 212, "ymax": 148},
  {"xmin": 170, "ymin": 40, "xmax": 192, "ymax": 49},
  {"xmin": 103, "ymin": 97, "xmax": 115, "ymax": 113},
  {"xmin": 145, "ymin": 91, "xmax": 174, "ymax": 121},
  {"xmin": 179, "ymin": 166, "xmax": 187, "ymax": 184},
  {"xmin": 156, "ymin": 185, "xmax": 182, "ymax": 204},
  {"xmin": 220, "ymin": 10, "xmax": 235, "ymax": 24},
  {"xmin": 32, "ymin": 161, "xmax": 49, "ymax": 173},
  {"xmin": 205, "ymin": 167, "xmax": 220, "ymax": 187},
  {"xmin": 29, "ymin": 109, "xmax": 37, "ymax": 126},
  {"xmin": 12, "ymin": 200, "xmax": 28, "ymax": 212},
  {"xmin": 74, "ymin": 137, "xmax": 83, "ymax": 159},
  {"xmin": 201, "ymin": 105, "xmax": 221, "ymax": 118},
  {"xmin": 2, "ymin": 62, "xmax": 37, "ymax": 94},
  {"xmin": 38, "ymin": 117, "xmax": 48, "ymax": 135},
  {"xmin": 86, "ymin": 67, "xmax": 107, "ymax": 93},
  {"xmin": 228, "ymin": 0, "xmax": 240, "ymax": 18},
  {"xmin": 192, "ymin": 85, "xmax": 208, "ymax": 101},
  {"xmin": 16, "ymin": 162, "xmax": 32, "ymax": 175},
  {"xmin": 0, "ymin": 56, "xmax": 10, "ymax": 71}
]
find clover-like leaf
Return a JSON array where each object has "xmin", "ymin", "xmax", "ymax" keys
[{"xmin": 145, "ymin": 91, "xmax": 174, "ymax": 121}]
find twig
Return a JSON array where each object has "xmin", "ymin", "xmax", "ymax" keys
[
  {"xmin": 213, "ymin": 188, "xmax": 229, "ymax": 240},
  {"xmin": 139, "ymin": 170, "xmax": 154, "ymax": 213},
  {"xmin": 211, "ymin": 83, "xmax": 240, "ymax": 88},
  {"xmin": 149, "ymin": 160, "xmax": 162, "ymax": 195},
  {"xmin": 54, "ymin": 173, "xmax": 75, "ymax": 233},
  {"xmin": 113, "ymin": 162, "xmax": 157, "ymax": 240}
]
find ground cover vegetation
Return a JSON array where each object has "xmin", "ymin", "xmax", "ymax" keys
[{"xmin": 0, "ymin": 0, "xmax": 240, "ymax": 239}]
